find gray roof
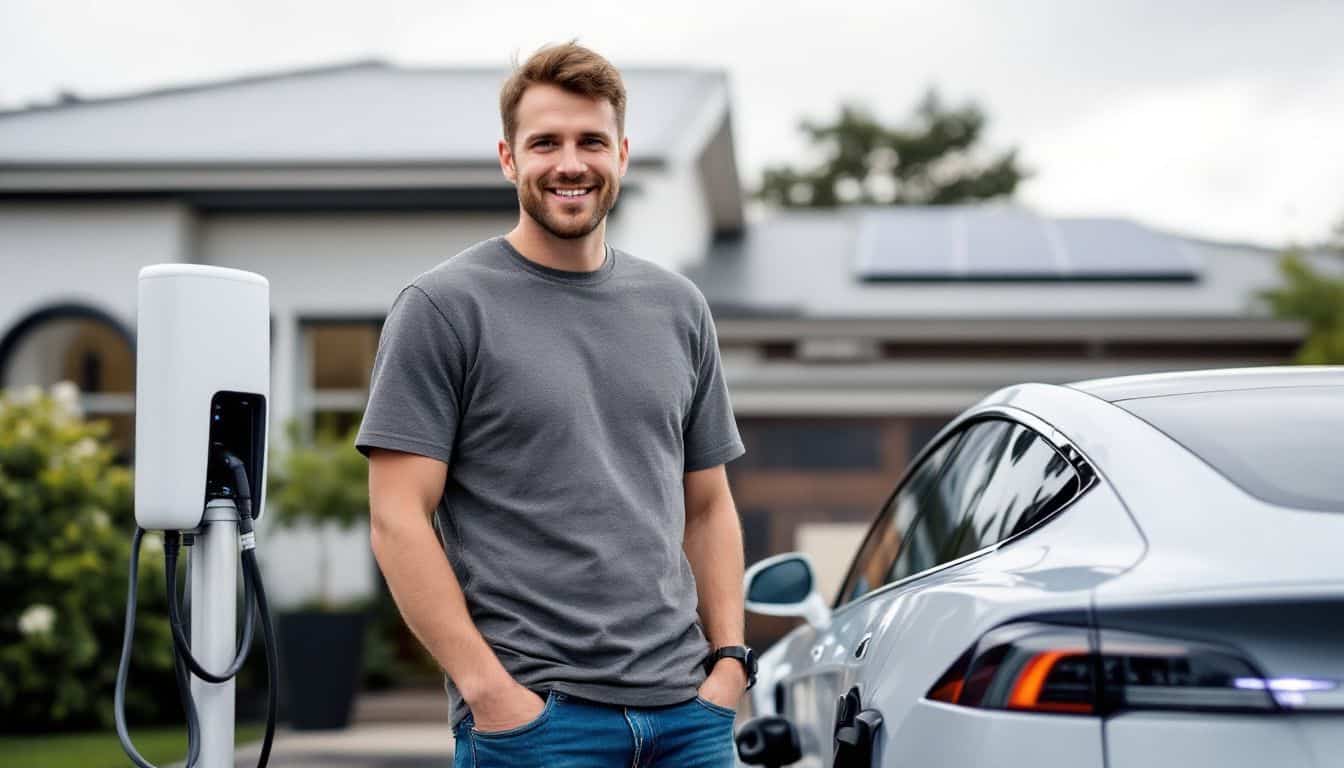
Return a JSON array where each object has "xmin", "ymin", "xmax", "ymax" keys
[
  {"xmin": 687, "ymin": 205, "xmax": 1299, "ymax": 320},
  {"xmin": 0, "ymin": 61, "xmax": 727, "ymax": 166}
]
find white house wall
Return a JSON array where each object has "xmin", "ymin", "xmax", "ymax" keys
[
  {"xmin": 607, "ymin": 167, "xmax": 713, "ymax": 273},
  {"xmin": 0, "ymin": 202, "xmax": 192, "ymax": 335}
]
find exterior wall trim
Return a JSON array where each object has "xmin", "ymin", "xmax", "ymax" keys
[{"xmin": 716, "ymin": 316, "xmax": 1304, "ymax": 342}]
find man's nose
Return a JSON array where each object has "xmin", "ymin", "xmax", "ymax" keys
[{"xmin": 556, "ymin": 142, "xmax": 586, "ymax": 177}]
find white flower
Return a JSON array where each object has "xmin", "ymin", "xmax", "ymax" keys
[
  {"xmin": 71, "ymin": 438, "xmax": 98, "ymax": 461},
  {"xmin": 141, "ymin": 535, "xmax": 163, "ymax": 556},
  {"xmin": 15, "ymin": 419, "xmax": 35, "ymax": 441},
  {"xmin": 50, "ymin": 381, "xmax": 82, "ymax": 418},
  {"xmin": 90, "ymin": 509, "xmax": 111, "ymax": 530},
  {"xmin": 18, "ymin": 604, "xmax": 56, "ymax": 637}
]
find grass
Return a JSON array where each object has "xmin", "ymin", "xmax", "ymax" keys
[{"xmin": 0, "ymin": 724, "xmax": 264, "ymax": 768}]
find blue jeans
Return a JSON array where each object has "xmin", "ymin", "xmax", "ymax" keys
[{"xmin": 452, "ymin": 690, "xmax": 737, "ymax": 767}]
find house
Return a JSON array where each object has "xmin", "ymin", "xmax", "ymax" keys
[{"xmin": 0, "ymin": 61, "xmax": 1304, "ymax": 626}]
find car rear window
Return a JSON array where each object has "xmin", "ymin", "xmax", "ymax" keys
[{"xmin": 1116, "ymin": 385, "xmax": 1344, "ymax": 513}]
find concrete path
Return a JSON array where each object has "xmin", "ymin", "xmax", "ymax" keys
[
  {"xmin": 232, "ymin": 688, "xmax": 456, "ymax": 767},
  {"xmin": 233, "ymin": 723, "xmax": 456, "ymax": 767}
]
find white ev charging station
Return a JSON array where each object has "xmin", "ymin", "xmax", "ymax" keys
[{"xmin": 117, "ymin": 264, "xmax": 279, "ymax": 768}]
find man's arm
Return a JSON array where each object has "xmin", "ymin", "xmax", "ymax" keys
[
  {"xmin": 367, "ymin": 448, "xmax": 543, "ymax": 731},
  {"xmin": 683, "ymin": 464, "xmax": 749, "ymax": 706}
]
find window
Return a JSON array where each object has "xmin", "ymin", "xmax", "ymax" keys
[
  {"xmin": 301, "ymin": 320, "xmax": 381, "ymax": 435},
  {"xmin": 836, "ymin": 434, "xmax": 960, "ymax": 606},
  {"xmin": 940, "ymin": 423, "xmax": 1080, "ymax": 562},
  {"xmin": 1, "ymin": 313, "xmax": 136, "ymax": 461},
  {"xmin": 1116, "ymin": 386, "xmax": 1344, "ymax": 514},
  {"xmin": 891, "ymin": 420, "xmax": 1013, "ymax": 579},
  {"xmin": 835, "ymin": 417, "xmax": 1088, "ymax": 608}
]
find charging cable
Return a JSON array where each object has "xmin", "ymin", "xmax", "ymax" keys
[{"xmin": 115, "ymin": 450, "xmax": 278, "ymax": 768}]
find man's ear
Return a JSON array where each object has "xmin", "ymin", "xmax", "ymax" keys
[
  {"xmin": 618, "ymin": 136, "xmax": 630, "ymax": 178},
  {"xmin": 498, "ymin": 138, "xmax": 517, "ymax": 185}
]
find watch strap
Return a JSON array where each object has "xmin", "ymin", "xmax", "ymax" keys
[{"xmin": 704, "ymin": 645, "xmax": 758, "ymax": 690}]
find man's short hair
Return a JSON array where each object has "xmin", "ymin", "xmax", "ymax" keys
[{"xmin": 499, "ymin": 42, "xmax": 627, "ymax": 145}]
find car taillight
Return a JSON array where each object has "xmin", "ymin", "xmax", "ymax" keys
[{"xmin": 926, "ymin": 621, "xmax": 1301, "ymax": 715}]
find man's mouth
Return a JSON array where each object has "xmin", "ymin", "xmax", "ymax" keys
[{"xmin": 547, "ymin": 186, "xmax": 595, "ymax": 201}]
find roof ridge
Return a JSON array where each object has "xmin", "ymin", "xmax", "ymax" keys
[
  {"xmin": 0, "ymin": 59, "xmax": 727, "ymax": 120},
  {"xmin": 0, "ymin": 58, "xmax": 390, "ymax": 119}
]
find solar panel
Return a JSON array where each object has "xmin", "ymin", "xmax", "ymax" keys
[
  {"xmin": 1053, "ymin": 218, "xmax": 1200, "ymax": 279},
  {"xmin": 855, "ymin": 207, "xmax": 1201, "ymax": 282},
  {"xmin": 855, "ymin": 207, "xmax": 958, "ymax": 278},
  {"xmin": 964, "ymin": 207, "xmax": 1058, "ymax": 277}
]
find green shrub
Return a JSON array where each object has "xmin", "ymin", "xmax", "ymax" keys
[{"xmin": 0, "ymin": 384, "xmax": 179, "ymax": 731}]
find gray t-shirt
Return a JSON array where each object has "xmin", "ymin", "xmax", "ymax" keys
[{"xmin": 355, "ymin": 236, "xmax": 745, "ymax": 725}]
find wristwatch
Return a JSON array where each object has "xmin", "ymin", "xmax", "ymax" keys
[{"xmin": 703, "ymin": 645, "xmax": 758, "ymax": 690}]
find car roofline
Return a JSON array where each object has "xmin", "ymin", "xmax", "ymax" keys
[{"xmin": 1066, "ymin": 365, "xmax": 1344, "ymax": 402}]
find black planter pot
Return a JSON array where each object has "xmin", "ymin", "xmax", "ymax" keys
[{"xmin": 277, "ymin": 610, "xmax": 367, "ymax": 730}]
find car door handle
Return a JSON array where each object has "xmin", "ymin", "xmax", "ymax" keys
[
  {"xmin": 854, "ymin": 633, "xmax": 873, "ymax": 660},
  {"xmin": 811, "ymin": 644, "xmax": 824, "ymax": 662}
]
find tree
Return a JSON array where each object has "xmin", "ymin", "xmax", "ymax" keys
[
  {"xmin": 758, "ymin": 89, "xmax": 1027, "ymax": 208},
  {"xmin": 1261, "ymin": 217, "xmax": 1344, "ymax": 364}
]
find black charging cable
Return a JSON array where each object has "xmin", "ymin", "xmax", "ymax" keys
[
  {"xmin": 218, "ymin": 449, "xmax": 279, "ymax": 768},
  {"xmin": 164, "ymin": 530, "xmax": 256, "ymax": 682},
  {"xmin": 116, "ymin": 526, "xmax": 203, "ymax": 768},
  {"xmin": 115, "ymin": 448, "xmax": 278, "ymax": 768}
]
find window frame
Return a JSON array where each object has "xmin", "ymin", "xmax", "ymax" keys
[
  {"xmin": 296, "ymin": 314, "xmax": 385, "ymax": 438},
  {"xmin": 831, "ymin": 406, "xmax": 1098, "ymax": 612}
]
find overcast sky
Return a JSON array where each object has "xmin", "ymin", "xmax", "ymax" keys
[{"xmin": 3, "ymin": 0, "xmax": 1342, "ymax": 247}]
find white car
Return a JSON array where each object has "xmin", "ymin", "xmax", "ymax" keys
[{"xmin": 737, "ymin": 366, "xmax": 1344, "ymax": 768}]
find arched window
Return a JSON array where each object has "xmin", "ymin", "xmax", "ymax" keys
[{"xmin": 0, "ymin": 306, "xmax": 136, "ymax": 461}]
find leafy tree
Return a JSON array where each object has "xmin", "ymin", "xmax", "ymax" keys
[
  {"xmin": 1261, "ymin": 218, "xmax": 1344, "ymax": 364},
  {"xmin": 758, "ymin": 89, "xmax": 1027, "ymax": 208}
]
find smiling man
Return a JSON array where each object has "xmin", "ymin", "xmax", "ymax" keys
[{"xmin": 355, "ymin": 43, "xmax": 751, "ymax": 767}]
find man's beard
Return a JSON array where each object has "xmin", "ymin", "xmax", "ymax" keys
[{"xmin": 518, "ymin": 175, "xmax": 619, "ymax": 240}]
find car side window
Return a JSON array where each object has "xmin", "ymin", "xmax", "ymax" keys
[
  {"xmin": 889, "ymin": 419, "xmax": 1014, "ymax": 581},
  {"xmin": 991, "ymin": 426, "xmax": 1080, "ymax": 536},
  {"xmin": 835, "ymin": 433, "xmax": 960, "ymax": 606},
  {"xmin": 908, "ymin": 420, "xmax": 1084, "ymax": 571}
]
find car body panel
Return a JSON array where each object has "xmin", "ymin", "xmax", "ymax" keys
[
  {"xmin": 1105, "ymin": 712, "xmax": 1344, "ymax": 767},
  {"xmin": 894, "ymin": 701, "xmax": 1104, "ymax": 768}
]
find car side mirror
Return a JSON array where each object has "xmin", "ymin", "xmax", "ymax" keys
[{"xmin": 744, "ymin": 552, "xmax": 831, "ymax": 630}]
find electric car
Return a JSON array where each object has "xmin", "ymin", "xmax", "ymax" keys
[{"xmin": 739, "ymin": 366, "xmax": 1344, "ymax": 768}]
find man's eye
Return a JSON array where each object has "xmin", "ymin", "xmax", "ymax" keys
[
  {"xmin": 532, "ymin": 140, "xmax": 554, "ymax": 149},
  {"xmin": 584, "ymin": 138, "xmax": 605, "ymax": 147}
]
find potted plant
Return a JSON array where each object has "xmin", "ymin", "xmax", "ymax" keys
[{"xmin": 266, "ymin": 422, "xmax": 370, "ymax": 730}]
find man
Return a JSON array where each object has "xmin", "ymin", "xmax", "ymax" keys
[{"xmin": 355, "ymin": 43, "xmax": 752, "ymax": 768}]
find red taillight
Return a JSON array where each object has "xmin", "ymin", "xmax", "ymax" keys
[
  {"xmin": 926, "ymin": 621, "xmax": 1283, "ymax": 716},
  {"xmin": 926, "ymin": 649, "xmax": 971, "ymax": 704},
  {"xmin": 1007, "ymin": 651, "xmax": 1093, "ymax": 714}
]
